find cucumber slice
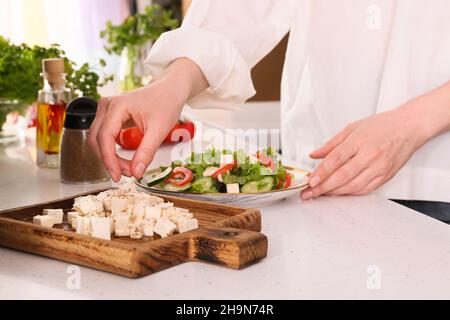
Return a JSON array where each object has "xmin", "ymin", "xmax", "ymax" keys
[
  {"xmin": 163, "ymin": 182, "xmax": 192, "ymax": 192},
  {"xmin": 241, "ymin": 177, "xmax": 274, "ymax": 193},
  {"xmin": 190, "ymin": 177, "xmax": 218, "ymax": 193},
  {"xmin": 241, "ymin": 181, "xmax": 258, "ymax": 193},
  {"xmin": 257, "ymin": 176, "xmax": 274, "ymax": 192},
  {"xmin": 146, "ymin": 167, "xmax": 173, "ymax": 187}
]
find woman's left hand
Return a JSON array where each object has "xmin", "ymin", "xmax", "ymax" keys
[{"xmin": 300, "ymin": 106, "xmax": 429, "ymax": 200}]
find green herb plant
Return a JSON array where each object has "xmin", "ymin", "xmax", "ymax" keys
[
  {"xmin": 0, "ymin": 36, "xmax": 112, "ymax": 128},
  {"xmin": 100, "ymin": 4, "xmax": 178, "ymax": 91}
]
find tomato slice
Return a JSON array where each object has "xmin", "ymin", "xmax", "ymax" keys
[
  {"xmin": 165, "ymin": 167, "xmax": 193, "ymax": 186},
  {"xmin": 276, "ymin": 174, "xmax": 292, "ymax": 190},
  {"xmin": 284, "ymin": 174, "xmax": 292, "ymax": 189},
  {"xmin": 256, "ymin": 152, "xmax": 275, "ymax": 171},
  {"xmin": 211, "ymin": 162, "xmax": 235, "ymax": 178}
]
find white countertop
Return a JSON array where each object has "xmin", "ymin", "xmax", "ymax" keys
[{"xmin": 1, "ymin": 120, "xmax": 450, "ymax": 299}]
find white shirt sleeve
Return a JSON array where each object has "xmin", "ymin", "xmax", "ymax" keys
[{"xmin": 144, "ymin": 0, "xmax": 294, "ymax": 109}]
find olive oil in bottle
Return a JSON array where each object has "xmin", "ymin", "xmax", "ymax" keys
[{"xmin": 36, "ymin": 58, "xmax": 72, "ymax": 168}]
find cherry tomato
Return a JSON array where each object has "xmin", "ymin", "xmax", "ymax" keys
[
  {"xmin": 164, "ymin": 120, "xmax": 195, "ymax": 143},
  {"xmin": 117, "ymin": 127, "xmax": 143, "ymax": 150},
  {"xmin": 165, "ymin": 167, "xmax": 194, "ymax": 186},
  {"xmin": 212, "ymin": 162, "xmax": 235, "ymax": 178}
]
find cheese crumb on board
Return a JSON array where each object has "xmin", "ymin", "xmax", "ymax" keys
[
  {"xmin": 42, "ymin": 209, "xmax": 64, "ymax": 224},
  {"xmin": 34, "ymin": 182, "xmax": 198, "ymax": 241},
  {"xmin": 33, "ymin": 215, "xmax": 56, "ymax": 227}
]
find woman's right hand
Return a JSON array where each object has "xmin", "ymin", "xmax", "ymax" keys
[{"xmin": 87, "ymin": 58, "xmax": 208, "ymax": 182}]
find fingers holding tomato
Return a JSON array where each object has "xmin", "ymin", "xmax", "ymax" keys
[{"xmin": 116, "ymin": 120, "xmax": 196, "ymax": 150}]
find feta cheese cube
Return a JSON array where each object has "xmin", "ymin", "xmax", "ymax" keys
[
  {"xmin": 67, "ymin": 211, "xmax": 79, "ymax": 227},
  {"xmin": 75, "ymin": 216, "xmax": 91, "ymax": 236},
  {"xmin": 143, "ymin": 219, "xmax": 155, "ymax": 237},
  {"xmin": 161, "ymin": 207, "xmax": 182, "ymax": 219},
  {"xmin": 97, "ymin": 190, "xmax": 114, "ymax": 211},
  {"xmin": 110, "ymin": 196, "xmax": 133, "ymax": 215},
  {"xmin": 157, "ymin": 202, "xmax": 174, "ymax": 208},
  {"xmin": 153, "ymin": 218, "xmax": 176, "ymax": 238},
  {"xmin": 220, "ymin": 153, "xmax": 234, "ymax": 165},
  {"xmin": 33, "ymin": 215, "xmax": 56, "ymax": 228},
  {"xmin": 176, "ymin": 218, "xmax": 199, "ymax": 233},
  {"xmin": 108, "ymin": 216, "xmax": 114, "ymax": 234},
  {"xmin": 128, "ymin": 220, "xmax": 144, "ymax": 239},
  {"xmin": 73, "ymin": 196, "xmax": 103, "ymax": 216},
  {"xmin": 90, "ymin": 217, "xmax": 111, "ymax": 241},
  {"xmin": 43, "ymin": 208, "xmax": 64, "ymax": 224},
  {"xmin": 145, "ymin": 206, "xmax": 161, "ymax": 219},
  {"xmin": 226, "ymin": 183, "xmax": 240, "ymax": 194},
  {"xmin": 114, "ymin": 215, "xmax": 130, "ymax": 237},
  {"xmin": 131, "ymin": 203, "xmax": 146, "ymax": 219}
]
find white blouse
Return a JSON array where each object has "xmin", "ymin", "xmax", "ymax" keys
[{"xmin": 145, "ymin": 0, "xmax": 450, "ymax": 202}]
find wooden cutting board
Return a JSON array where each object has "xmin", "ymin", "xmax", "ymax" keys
[{"xmin": 0, "ymin": 190, "xmax": 268, "ymax": 278}]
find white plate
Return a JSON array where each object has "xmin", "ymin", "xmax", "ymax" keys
[{"xmin": 135, "ymin": 167, "xmax": 310, "ymax": 207}]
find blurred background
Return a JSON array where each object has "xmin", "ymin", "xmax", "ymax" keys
[
  {"xmin": 0, "ymin": 0, "xmax": 284, "ymax": 138},
  {"xmin": 0, "ymin": 0, "xmax": 286, "ymax": 99}
]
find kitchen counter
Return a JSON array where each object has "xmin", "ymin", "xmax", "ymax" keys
[{"xmin": 1, "ymin": 122, "xmax": 450, "ymax": 299}]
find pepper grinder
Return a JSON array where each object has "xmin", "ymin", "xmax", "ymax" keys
[{"xmin": 60, "ymin": 97, "xmax": 110, "ymax": 184}]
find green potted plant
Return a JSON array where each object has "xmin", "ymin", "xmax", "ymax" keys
[
  {"xmin": 100, "ymin": 4, "xmax": 178, "ymax": 92},
  {"xmin": 0, "ymin": 36, "xmax": 112, "ymax": 134}
]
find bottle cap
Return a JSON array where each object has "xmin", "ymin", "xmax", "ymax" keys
[
  {"xmin": 42, "ymin": 58, "xmax": 65, "ymax": 74},
  {"xmin": 64, "ymin": 97, "xmax": 97, "ymax": 130}
]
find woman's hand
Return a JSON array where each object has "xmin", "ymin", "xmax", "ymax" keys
[
  {"xmin": 301, "ymin": 80, "xmax": 450, "ymax": 200},
  {"xmin": 88, "ymin": 58, "xmax": 208, "ymax": 182},
  {"xmin": 300, "ymin": 105, "xmax": 430, "ymax": 200}
]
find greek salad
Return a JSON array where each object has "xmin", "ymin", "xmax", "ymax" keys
[{"xmin": 146, "ymin": 149, "xmax": 294, "ymax": 194}]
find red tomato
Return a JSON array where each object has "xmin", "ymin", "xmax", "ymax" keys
[
  {"xmin": 165, "ymin": 167, "xmax": 194, "ymax": 186},
  {"xmin": 256, "ymin": 152, "xmax": 276, "ymax": 171},
  {"xmin": 164, "ymin": 121, "xmax": 195, "ymax": 143},
  {"xmin": 117, "ymin": 127, "xmax": 143, "ymax": 150},
  {"xmin": 211, "ymin": 162, "xmax": 235, "ymax": 178},
  {"xmin": 284, "ymin": 174, "xmax": 292, "ymax": 188}
]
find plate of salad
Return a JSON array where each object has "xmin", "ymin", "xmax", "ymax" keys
[{"xmin": 136, "ymin": 149, "xmax": 310, "ymax": 207}]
